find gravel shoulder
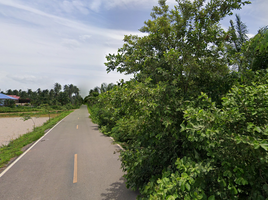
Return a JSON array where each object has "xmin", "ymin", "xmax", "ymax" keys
[{"xmin": 0, "ymin": 117, "xmax": 49, "ymax": 146}]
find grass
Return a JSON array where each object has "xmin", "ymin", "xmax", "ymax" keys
[
  {"xmin": 0, "ymin": 110, "xmax": 72, "ymax": 169},
  {"xmin": 0, "ymin": 110, "xmax": 65, "ymax": 118},
  {"xmin": 0, "ymin": 106, "xmax": 42, "ymax": 113}
]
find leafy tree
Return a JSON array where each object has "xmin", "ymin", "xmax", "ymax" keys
[
  {"xmin": 49, "ymin": 89, "xmax": 55, "ymax": 98},
  {"xmin": 4, "ymin": 99, "xmax": 15, "ymax": 108},
  {"xmin": 37, "ymin": 88, "xmax": 41, "ymax": 95},
  {"xmin": 241, "ymin": 26, "xmax": 268, "ymax": 71},
  {"xmin": 6, "ymin": 89, "xmax": 13, "ymax": 95},
  {"xmin": 105, "ymin": 0, "xmax": 250, "ymax": 101},
  {"xmin": 12, "ymin": 89, "xmax": 19, "ymax": 96},
  {"xmin": 85, "ymin": 85, "xmax": 104, "ymax": 105},
  {"xmin": 20, "ymin": 91, "xmax": 28, "ymax": 99},
  {"xmin": 87, "ymin": 0, "xmax": 259, "ymax": 199},
  {"xmin": 58, "ymin": 91, "xmax": 70, "ymax": 106}
]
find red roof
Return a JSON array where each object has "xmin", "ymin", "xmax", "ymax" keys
[{"xmin": 7, "ymin": 95, "xmax": 20, "ymax": 99}]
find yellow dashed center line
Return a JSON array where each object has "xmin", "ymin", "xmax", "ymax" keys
[
  {"xmin": 76, "ymin": 125, "xmax": 78, "ymax": 129},
  {"xmin": 73, "ymin": 154, "xmax": 78, "ymax": 183}
]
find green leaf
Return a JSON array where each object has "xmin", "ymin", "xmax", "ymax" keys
[
  {"xmin": 263, "ymin": 184, "xmax": 268, "ymax": 194},
  {"xmin": 223, "ymin": 170, "xmax": 232, "ymax": 178},
  {"xmin": 181, "ymin": 183, "xmax": 185, "ymax": 192},
  {"xmin": 260, "ymin": 142, "xmax": 268, "ymax": 151},
  {"xmin": 184, "ymin": 195, "xmax": 191, "ymax": 200},
  {"xmin": 254, "ymin": 126, "xmax": 262, "ymax": 133},
  {"xmin": 181, "ymin": 123, "xmax": 186, "ymax": 131},
  {"xmin": 208, "ymin": 195, "xmax": 215, "ymax": 200},
  {"xmin": 167, "ymin": 195, "xmax": 178, "ymax": 200},
  {"xmin": 186, "ymin": 183, "xmax": 191, "ymax": 191}
]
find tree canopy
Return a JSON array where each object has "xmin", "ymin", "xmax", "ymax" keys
[{"xmin": 86, "ymin": 0, "xmax": 268, "ymax": 199}]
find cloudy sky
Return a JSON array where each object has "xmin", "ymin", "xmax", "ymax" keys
[{"xmin": 0, "ymin": 0, "xmax": 267, "ymax": 97}]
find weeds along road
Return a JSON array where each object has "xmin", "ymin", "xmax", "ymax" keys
[{"xmin": 0, "ymin": 105, "xmax": 138, "ymax": 200}]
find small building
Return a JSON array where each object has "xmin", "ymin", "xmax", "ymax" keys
[
  {"xmin": 0, "ymin": 93, "xmax": 17, "ymax": 106},
  {"xmin": 7, "ymin": 95, "xmax": 20, "ymax": 103},
  {"xmin": 7, "ymin": 95, "xmax": 31, "ymax": 105}
]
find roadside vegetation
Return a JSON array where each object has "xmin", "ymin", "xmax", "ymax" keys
[{"xmin": 85, "ymin": 0, "xmax": 268, "ymax": 199}]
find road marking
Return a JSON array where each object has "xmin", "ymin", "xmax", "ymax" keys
[
  {"xmin": 73, "ymin": 154, "xmax": 78, "ymax": 183},
  {"xmin": 0, "ymin": 115, "xmax": 70, "ymax": 178},
  {"xmin": 76, "ymin": 125, "xmax": 78, "ymax": 129}
]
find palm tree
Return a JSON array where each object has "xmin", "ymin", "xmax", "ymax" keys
[
  {"xmin": 100, "ymin": 83, "xmax": 108, "ymax": 93},
  {"xmin": 93, "ymin": 86, "xmax": 100, "ymax": 94},
  {"xmin": 73, "ymin": 86, "xmax": 79, "ymax": 96},
  {"xmin": 6, "ymin": 89, "xmax": 13, "ymax": 95},
  {"xmin": 27, "ymin": 89, "xmax": 33, "ymax": 98},
  {"xmin": 107, "ymin": 83, "xmax": 115, "ymax": 91},
  {"xmin": 12, "ymin": 89, "xmax": 19, "ymax": 96},
  {"xmin": 54, "ymin": 83, "xmax": 61, "ymax": 96},
  {"xmin": 229, "ymin": 14, "xmax": 248, "ymax": 71}
]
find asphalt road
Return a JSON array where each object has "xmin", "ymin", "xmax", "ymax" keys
[{"xmin": 0, "ymin": 105, "xmax": 138, "ymax": 200}]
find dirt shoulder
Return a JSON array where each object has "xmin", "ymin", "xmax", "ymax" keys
[{"xmin": 0, "ymin": 117, "xmax": 49, "ymax": 146}]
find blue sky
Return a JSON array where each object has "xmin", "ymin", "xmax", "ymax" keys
[{"xmin": 0, "ymin": 0, "xmax": 267, "ymax": 97}]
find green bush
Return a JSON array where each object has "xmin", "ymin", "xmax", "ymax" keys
[
  {"xmin": 141, "ymin": 84, "xmax": 268, "ymax": 199},
  {"xmin": 86, "ymin": 0, "xmax": 268, "ymax": 199}
]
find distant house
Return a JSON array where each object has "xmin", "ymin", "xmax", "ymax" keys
[
  {"xmin": 7, "ymin": 95, "xmax": 20, "ymax": 103},
  {"xmin": 0, "ymin": 93, "xmax": 17, "ymax": 106},
  {"xmin": 7, "ymin": 95, "xmax": 31, "ymax": 105}
]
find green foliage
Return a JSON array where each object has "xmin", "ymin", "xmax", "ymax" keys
[
  {"xmin": 105, "ymin": 0, "xmax": 250, "ymax": 99},
  {"xmin": 89, "ymin": 72, "xmax": 268, "ymax": 199},
  {"xmin": 226, "ymin": 14, "xmax": 249, "ymax": 71},
  {"xmin": 86, "ymin": 0, "xmax": 268, "ymax": 199},
  {"xmin": 0, "ymin": 106, "xmax": 41, "ymax": 113},
  {"xmin": 3, "ymin": 82, "xmax": 83, "ymax": 107},
  {"xmin": 4, "ymin": 99, "xmax": 16, "ymax": 108},
  {"xmin": 241, "ymin": 26, "xmax": 268, "ymax": 71},
  {"xmin": 142, "ymin": 84, "xmax": 268, "ymax": 199}
]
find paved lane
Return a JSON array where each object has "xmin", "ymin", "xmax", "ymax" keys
[{"xmin": 0, "ymin": 105, "xmax": 138, "ymax": 200}]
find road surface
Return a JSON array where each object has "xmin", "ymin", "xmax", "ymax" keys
[{"xmin": 0, "ymin": 105, "xmax": 138, "ymax": 200}]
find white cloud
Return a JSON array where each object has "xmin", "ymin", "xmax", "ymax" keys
[
  {"xmin": 79, "ymin": 34, "xmax": 91, "ymax": 41},
  {"xmin": 7, "ymin": 74, "xmax": 52, "ymax": 85},
  {"xmin": 88, "ymin": 0, "xmax": 102, "ymax": 12},
  {"xmin": 61, "ymin": 39, "xmax": 81, "ymax": 48},
  {"xmin": 73, "ymin": 0, "xmax": 89, "ymax": 15},
  {"xmin": 247, "ymin": 33, "xmax": 255, "ymax": 39},
  {"xmin": 248, "ymin": 0, "xmax": 268, "ymax": 26},
  {"xmin": 62, "ymin": 1, "xmax": 75, "ymax": 13},
  {"xmin": 85, "ymin": 0, "xmax": 176, "ymax": 12}
]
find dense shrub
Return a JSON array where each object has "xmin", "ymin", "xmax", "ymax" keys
[{"xmin": 87, "ymin": 0, "xmax": 268, "ymax": 199}]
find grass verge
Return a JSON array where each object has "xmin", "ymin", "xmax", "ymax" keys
[
  {"xmin": 0, "ymin": 110, "xmax": 72, "ymax": 169},
  {"xmin": 0, "ymin": 110, "xmax": 65, "ymax": 118}
]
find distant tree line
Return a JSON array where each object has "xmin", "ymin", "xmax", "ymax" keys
[
  {"xmin": 84, "ymin": 82, "xmax": 115, "ymax": 105},
  {"xmin": 4, "ymin": 83, "xmax": 83, "ymax": 108}
]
